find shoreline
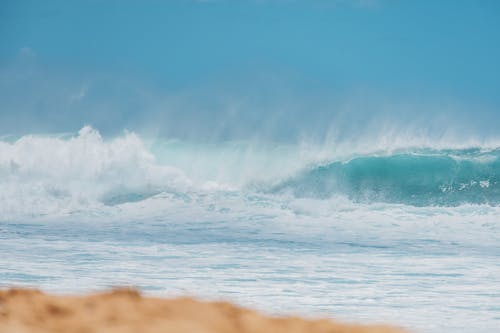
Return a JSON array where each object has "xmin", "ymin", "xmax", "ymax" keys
[{"xmin": 0, "ymin": 288, "xmax": 405, "ymax": 333}]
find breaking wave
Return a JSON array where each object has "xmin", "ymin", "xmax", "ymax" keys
[
  {"xmin": 272, "ymin": 149, "xmax": 500, "ymax": 206},
  {"xmin": 0, "ymin": 126, "xmax": 191, "ymax": 218},
  {"xmin": 0, "ymin": 126, "xmax": 499, "ymax": 219}
]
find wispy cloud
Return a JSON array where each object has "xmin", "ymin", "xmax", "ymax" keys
[
  {"xmin": 19, "ymin": 47, "xmax": 36, "ymax": 58},
  {"xmin": 69, "ymin": 85, "xmax": 88, "ymax": 103}
]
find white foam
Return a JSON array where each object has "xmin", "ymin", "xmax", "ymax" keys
[
  {"xmin": 0, "ymin": 126, "xmax": 191, "ymax": 219},
  {"xmin": 1, "ymin": 126, "xmax": 499, "ymax": 220}
]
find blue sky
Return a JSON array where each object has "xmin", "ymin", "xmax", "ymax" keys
[{"xmin": 1, "ymin": 0, "xmax": 499, "ymax": 140}]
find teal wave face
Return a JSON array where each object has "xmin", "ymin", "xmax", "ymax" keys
[{"xmin": 272, "ymin": 149, "xmax": 500, "ymax": 206}]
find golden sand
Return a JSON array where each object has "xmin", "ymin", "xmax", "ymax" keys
[{"xmin": 0, "ymin": 288, "xmax": 405, "ymax": 333}]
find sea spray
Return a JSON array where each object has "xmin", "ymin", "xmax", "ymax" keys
[{"xmin": 1, "ymin": 127, "xmax": 499, "ymax": 220}]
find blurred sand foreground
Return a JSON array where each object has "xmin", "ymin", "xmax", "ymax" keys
[{"xmin": 0, "ymin": 288, "xmax": 405, "ymax": 333}]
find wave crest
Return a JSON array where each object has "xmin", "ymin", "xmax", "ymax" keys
[
  {"xmin": 271, "ymin": 150, "xmax": 500, "ymax": 206},
  {"xmin": 0, "ymin": 126, "xmax": 190, "ymax": 218},
  {"xmin": 1, "ymin": 127, "xmax": 499, "ymax": 220}
]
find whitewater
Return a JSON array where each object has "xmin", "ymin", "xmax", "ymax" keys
[{"xmin": 1, "ymin": 127, "xmax": 499, "ymax": 333}]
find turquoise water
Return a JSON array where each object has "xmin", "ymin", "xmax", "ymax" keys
[
  {"xmin": 274, "ymin": 149, "xmax": 500, "ymax": 206},
  {"xmin": 0, "ymin": 127, "xmax": 499, "ymax": 333}
]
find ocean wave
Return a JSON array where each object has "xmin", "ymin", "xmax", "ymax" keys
[
  {"xmin": 1, "ymin": 127, "xmax": 499, "ymax": 220},
  {"xmin": 271, "ymin": 150, "xmax": 500, "ymax": 206},
  {"xmin": 0, "ymin": 126, "xmax": 191, "ymax": 218}
]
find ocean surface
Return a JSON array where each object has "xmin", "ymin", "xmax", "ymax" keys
[{"xmin": 1, "ymin": 127, "xmax": 499, "ymax": 333}]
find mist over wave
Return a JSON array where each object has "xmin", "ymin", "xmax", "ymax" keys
[{"xmin": 0, "ymin": 126, "xmax": 499, "ymax": 221}]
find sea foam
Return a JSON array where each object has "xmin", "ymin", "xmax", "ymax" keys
[{"xmin": 1, "ymin": 127, "xmax": 499, "ymax": 219}]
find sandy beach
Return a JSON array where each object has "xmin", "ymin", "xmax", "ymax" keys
[{"xmin": 0, "ymin": 288, "xmax": 405, "ymax": 333}]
